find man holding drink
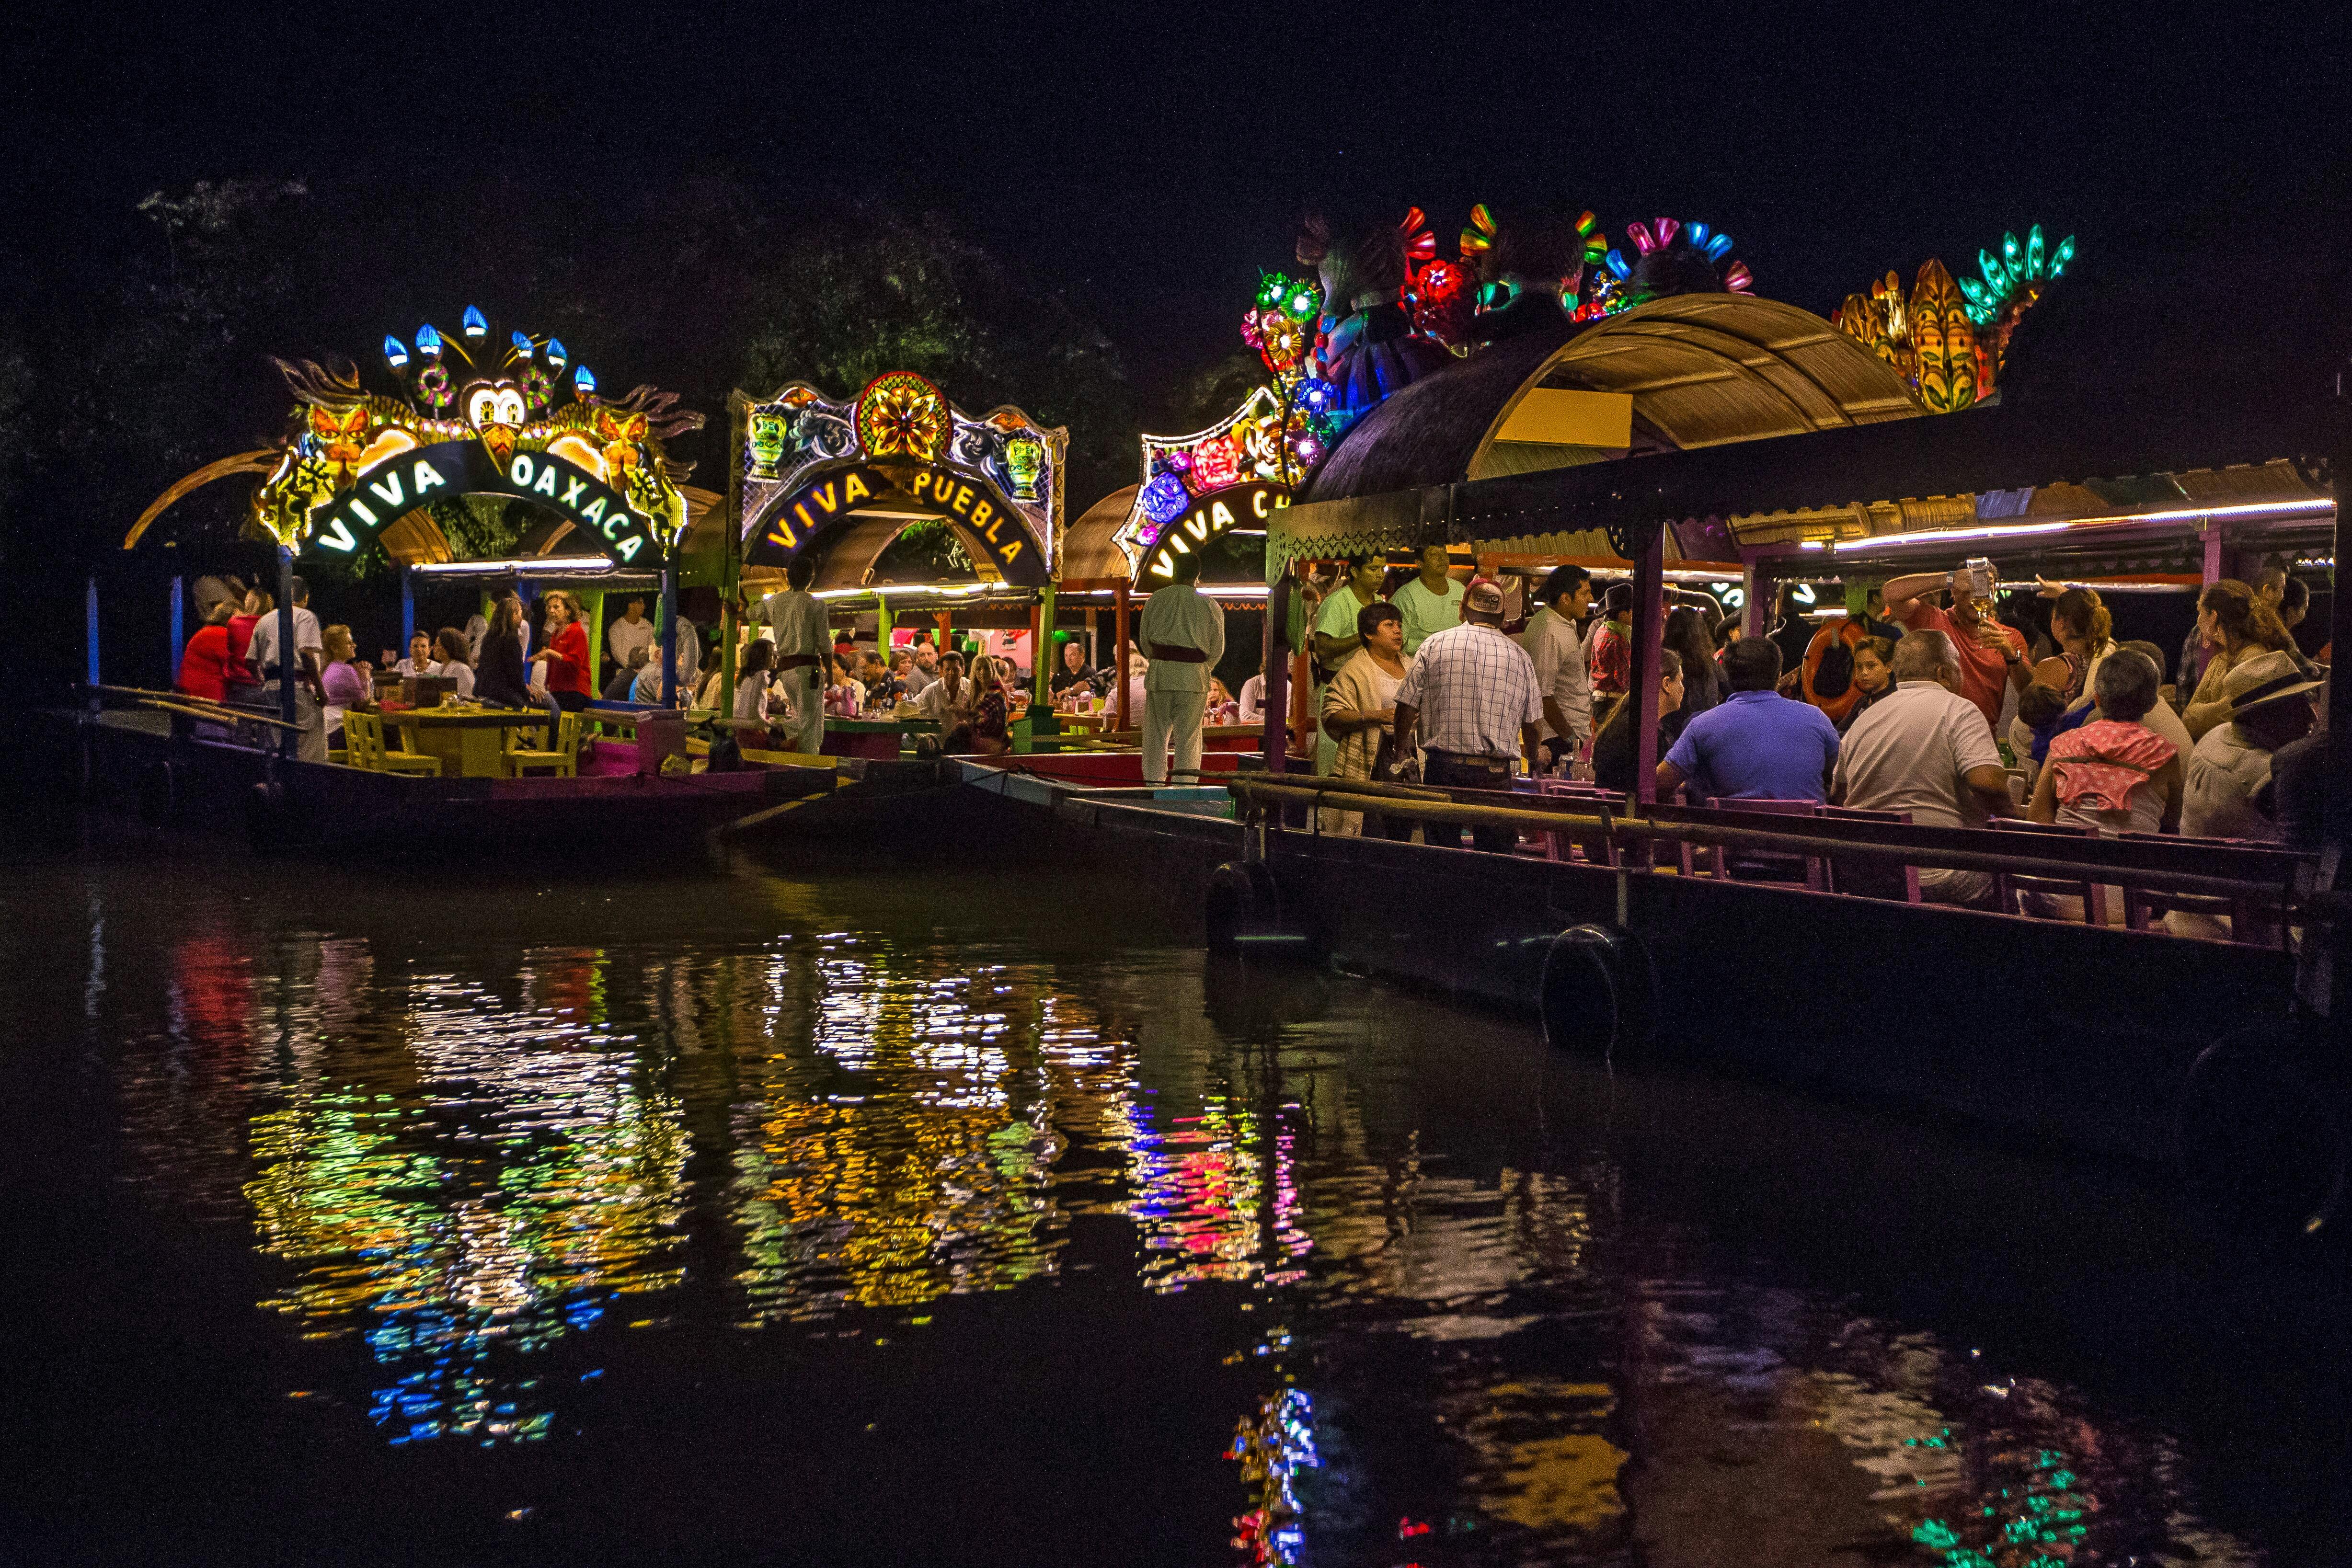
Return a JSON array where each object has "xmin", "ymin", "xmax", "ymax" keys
[{"xmin": 1881, "ymin": 557, "xmax": 2030, "ymax": 730}]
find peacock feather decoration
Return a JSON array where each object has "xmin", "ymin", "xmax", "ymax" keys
[{"xmin": 1587, "ymin": 218, "xmax": 1753, "ymax": 317}]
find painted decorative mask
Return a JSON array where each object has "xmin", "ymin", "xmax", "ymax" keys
[
  {"xmin": 748, "ymin": 410, "xmax": 791, "ymax": 477},
  {"xmin": 1003, "ymin": 434, "xmax": 1045, "ymax": 500}
]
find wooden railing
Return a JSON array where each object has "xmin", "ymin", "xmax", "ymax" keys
[{"xmin": 1226, "ymin": 774, "xmax": 2314, "ymax": 919}]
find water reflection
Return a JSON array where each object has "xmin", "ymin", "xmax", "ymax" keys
[
  {"xmin": 242, "ymin": 952, "xmax": 688, "ymax": 1444},
  {"xmin": 27, "ymin": 858, "xmax": 2290, "ymax": 1561}
]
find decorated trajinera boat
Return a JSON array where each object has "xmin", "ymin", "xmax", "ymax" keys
[
  {"xmin": 1159, "ymin": 203, "xmax": 2349, "ymax": 1239},
  {"xmin": 72, "ymin": 306, "xmax": 950, "ymax": 848}
]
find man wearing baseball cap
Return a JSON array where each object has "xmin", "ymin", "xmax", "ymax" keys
[{"xmin": 1393, "ymin": 576, "xmax": 1543, "ymax": 853}]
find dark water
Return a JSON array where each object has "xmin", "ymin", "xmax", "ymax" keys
[{"xmin": 2, "ymin": 847, "xmax": 2345, "ymax": 1566}]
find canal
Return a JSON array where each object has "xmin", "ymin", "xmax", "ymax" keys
[{"xmin": 1, "ymin": 844, "xmax": 2342, "ymax": 1565}]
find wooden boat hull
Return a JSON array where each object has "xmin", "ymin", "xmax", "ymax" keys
[
  {"xmin": 51, "ymin": 711, "xmax": 834, "ymax": 854},
  {"xmin": 1239, "ymin": 824, "xmax": 2300, "ymax": 1165}
]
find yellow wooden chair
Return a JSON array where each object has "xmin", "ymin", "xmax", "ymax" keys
[
  {"xmin": 506, "ymin": 711, "xmax": 580, "ymax": 778},
  {"xmin": 346, "ymin": 711, "xmax": 442, "ymax": 777}
]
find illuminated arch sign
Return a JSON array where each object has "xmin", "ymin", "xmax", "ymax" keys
[
  {"xmin": 1139, "ymin": 481, "xmax": 1289, "ymax": 583},
  {"xmin": 743, "ymin": 460, "xmax": 1050, "ymax": 587},
  {"xmin": 304, "ymin": 441, "xmax": 661, "ymax": 562}
]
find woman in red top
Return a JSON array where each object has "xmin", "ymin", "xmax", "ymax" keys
[
  {"xmin": 532, "ymin": 591, "xmax": 593, "ymax": 712},
  {"xmin": 177, "ymin": 601, "xmax": 240, "ymax": 701}
]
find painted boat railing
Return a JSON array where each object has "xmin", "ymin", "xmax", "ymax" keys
[{"xmin": 1227, "ymin": 775, "xmax": 2314, "ymax": 916}]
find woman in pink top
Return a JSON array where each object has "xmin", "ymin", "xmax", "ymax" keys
[
  {"xmin": 2028, "ymin": 650, "xmax": 2180, "ymax": 922},
  {"xmin": 319, "ymin": 624, "xmax": 373, "ymax": 748}
]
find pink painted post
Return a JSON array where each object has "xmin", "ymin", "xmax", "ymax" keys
[{"xmin": 1630, "ymin": 522, "xmax": 1668, "ymax": 804}]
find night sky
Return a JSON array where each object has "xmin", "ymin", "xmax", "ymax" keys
[{"xmin": 7, "ymin": 2, "xmax": 2342, "ymax": 408}]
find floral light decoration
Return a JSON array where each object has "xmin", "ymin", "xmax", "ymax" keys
[
  {"xmin": 1831, "ymin": 225, "xmax": 2075, "ymax": 409},
  {"xmin": 1587, "ymin": 217, "xmax": 1754, "ymax": 317},
  {"xmin": 855, "ymin": 371, "xmax": 952, "ymax": 463},
  {"xmin": 248, "ymin": 306, "xmax": 701, "ymax": 554}
]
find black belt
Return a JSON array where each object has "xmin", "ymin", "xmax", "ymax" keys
[{"xmin": 1427, "ymin": 750, "xmax": 1512, "ymax": 769}]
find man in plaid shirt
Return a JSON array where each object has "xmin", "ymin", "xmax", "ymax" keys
[{"xmin": 1394, "ymin": 576, "xmax": 1543, "ymax": 852}]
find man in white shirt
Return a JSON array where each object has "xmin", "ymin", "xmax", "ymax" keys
[
  {"xmin": 746, "ymin": 555, "xmax": 829, "ymax": 754},
  {"xmin": 1136, "ymin": 550, "xmax": 1227, "ymax": 783},
  {"xmin": 1830, "ymin": 629, "xmax": 2015, "ymax": 906},
  {"xmin": 1390, "ymin": 544, "xmax": 1464, "ymax": 656},
  {"xmin": 1518, "ymin": 564, "xmax": 1594, "ymax": 770},
  {"xmin": 1238, "ymin": 672, "xmax": 1266, "ymax": 724},
  {"xmin": 607, "ymin": 596, "xmax": 655, "ymax": 677},
  {"xmin": 245, "ymin": 574, "xmax": 328, "ymax": 762}
]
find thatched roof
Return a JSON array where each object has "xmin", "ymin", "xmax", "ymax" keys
[
  {"xmin": 1061, "ymin": 483, "xmax": 1138, "ymax": 583},
  {"xmin": 1297, "ymin": 295, "xmax": 1926, "ymax": 508}
]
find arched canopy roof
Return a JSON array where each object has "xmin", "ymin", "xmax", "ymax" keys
[
  {"xmin": 1061, "ymin": 484, "xmax": 1139, "ymax": 584},
  {"xmin": 1297, "ymin": 294, "xmax": 1925, "ymax": 507}
]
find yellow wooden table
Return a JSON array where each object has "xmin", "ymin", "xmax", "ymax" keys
[{"xmin": 381, "ymin": 706, "xmax": 552, "ymax": 779}]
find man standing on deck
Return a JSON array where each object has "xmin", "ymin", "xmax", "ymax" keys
[
  {"xmin": 1519, "ymin": 564, "xmax": 1595, "ymax": 771},
  {"xmin": 1390, "ymin": 545, "xmax": 1464, "ymax": 657},
  {"xmin": 1394, "ymin": 577, "xmax": 1542, "ymax": 853},
  {"xmin": 1136, "ymin": 549, "xmax": 1226, "ymax": 784},
  {"xmin": 746, "ymin": 554, "xmax": 828, "ymax": 755},
  {"xmin": 245, "ymin": 573, "xmax": 327, "ymax": 763},
  {"xmin": 1310, "ymin": 556, "xmax": 1389, "ymax": 775}
]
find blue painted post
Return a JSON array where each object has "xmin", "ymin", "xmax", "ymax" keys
[
  {"xmin": 401, "ymin": 566, "xmax": 415, "ymax": 649},
  {"xmin": 168, "ymin": 574, "xmax": 184, "ymax": 689},
  {"xmin": 660, "ymin": 564, "xmax": 679, "ymax": 708},
  {"xmin": 85, "ymin": 574, "xmax": 101, "ymax": 709}
]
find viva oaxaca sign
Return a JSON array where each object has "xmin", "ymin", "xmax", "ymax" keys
[
  {"xmin": 245, "ymin": 306, "xmax": 701, "ymax": 561},
  {"xmin": 304, "ymin": 442, "xmax": 661, "ymax": 561}
]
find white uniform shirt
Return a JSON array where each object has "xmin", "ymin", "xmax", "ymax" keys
[
  {"xmin": 246, "ymin": 607, "xmax": 321, "ymax": 681},
  {"xmin": 608, "ymin": 614, "xmax": 656, "ymax": 668},
  {"xmin": 1390, "ymin": 575, "xmax": 1465, "ymax": 656},
  {"xmin": 1137, "ymin": 583, "xmax": 1226, "ymax": 693},
  {"xmin": 1395, "ymin": 622, "xmax": 1542, "ymax": 759},
  {"xmin": 1830, "ymin": 681, "xmax": 2002, "ymax": 831},
  {"xmin": 1518, "ymin": 606, "xmax": 1591, "ymax": 742},
  {"xmin": 755, "ymin": 589, "xmax": 829, "ymax": 662}
]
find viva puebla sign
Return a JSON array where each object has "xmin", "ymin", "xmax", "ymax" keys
[
  {"xmin": 745, "ymin": 460, "xmax": 1050, "ymax": 588},
  {"xmin": 1141, "ymin": 481, "xmax": 1288, "ymax": 583},
  {"xmin": 304, "ymin": 441, "xmax": 662, "ymax": 562}
]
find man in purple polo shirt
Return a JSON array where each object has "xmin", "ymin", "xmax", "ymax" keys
[{"xmin": 1656, "ymin": 638, "xmax": 1839, "ymax": 802}]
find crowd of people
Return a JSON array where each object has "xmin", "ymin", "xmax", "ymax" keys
[
  {"xmin": 174, "ymin": 576, "xmax": 723, "ymax": 762},
  {"xmin": 1298, "ymin": 549, "xmax": 2329, "ymax": 926}
]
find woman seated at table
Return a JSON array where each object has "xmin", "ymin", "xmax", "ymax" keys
[
  {"xmin": 475, "ymin": 596, "xmax": 532, "ymax": 709},
  {"xmin": 734, "ymin": 639, "xmax": 779, "ymax": 728},
  {"xmin": 1205, "ymin": 676, "xmax": 1240, "ymax": 727},
  {"xmin": 965, "ymin": 654, "xmax": 1014, "ymax": 757},
  {"xmin": 826, "ymin": 652, "xmax": 865, "ymax": 715},
  {"xmin": 531, "ymin": 590, "xmax": 593, "ymax": 713},
  {"xmin": 320, "ymin": 624, "xmax": 373, "ymax": 749},
  {"xmin": 391, "ymin": 631, "xmax": 436, "ymax": 678},
  {"xmin": 432, "ymin": 628, "xmax": 476, "ymax": 699}
]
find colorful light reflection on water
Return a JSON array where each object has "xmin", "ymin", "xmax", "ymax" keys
[{"xmin": 7, "ymin": 857, "xmax": 2324, "ymax": 1564}]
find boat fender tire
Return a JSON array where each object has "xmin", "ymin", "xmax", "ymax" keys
[
  {"xmin": 1206, "ymin": 860, "xmax": 1279, "ymax": 953},
  {"xmin": 2174, "ymin": 1029, "xmax": 2348, "ymax": 1244},
  {"xmin": 1540, "ymin": 924, "xmax": 1656, "ymax": 1059}
]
